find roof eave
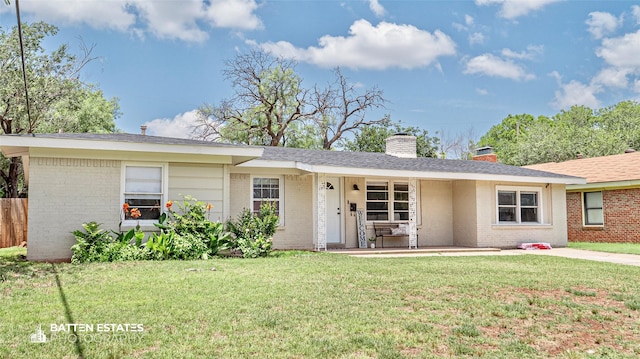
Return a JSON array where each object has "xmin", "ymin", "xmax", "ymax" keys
[
  {"xmin": 567, "ymin": 179, "xmax": 640, "ymax": 191},
  {"xmin": 240, "ymin": 160, "xmax": 585, "ymax": 184},
  {"xmin": 0, "ymin": 136, "xmax": 264, "ymax": 158}
]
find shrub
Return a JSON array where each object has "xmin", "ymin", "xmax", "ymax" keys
[
  {"xmin": 171, "ymin": 233, "xmax": 209, "ymax": 260},
  {"xmin": 146, "ymin": 231, "xmax": 174, "ymax": 260},
  {"xmin": 71, "ymin": 222, "xmax": 114, "ymax": 263},
  {"xmin": 159, "ymin": 196, "xmax": 233, "ymax": 259},
  {"xmin": 227, "ymin": 203, "xmax": 278, "ymax": 258},
  {"xmin": 206, "ymin": 221, "xmax": 232, "ymax": 256},
  {"xmin": 71, "ymin": 196, "xmax": 250, "ymax": 263},
  {"xmin": 71, "ymin": 222, "xmax": 150, "ymax": 263}
]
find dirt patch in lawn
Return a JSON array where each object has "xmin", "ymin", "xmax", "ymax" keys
[{"xmin": 485, "ymin": 287, "xmax": 640, "ymax": 356}]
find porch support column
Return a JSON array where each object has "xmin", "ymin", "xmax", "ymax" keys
[
  {"xmin": 408, "ymin": 178, "xmax": 418, "ymax": 249},
  {"xmin": 316, "ymin": 173, "xmax": 327, "ymax": 251}
]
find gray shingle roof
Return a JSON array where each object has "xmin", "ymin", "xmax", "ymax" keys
[
  {"xmin": 261, "ymin": 146, "xmax": 581, "ymax": 180},
  {"xmin": 11, "ymin": 133, "xmax": 259, "ymax": 149},
  {"xmin": 7, "ymin": 133, "xmax": 580, "ymax": 180}
]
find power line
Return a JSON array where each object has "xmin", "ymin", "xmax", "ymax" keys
[{"xmin": 14, "ymin": 0, "xmax": 32, "ymax": 126}]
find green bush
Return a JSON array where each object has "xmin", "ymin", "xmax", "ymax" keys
[
  {"xmin": 71, "ymin": 222, "xmax": 150, "ymax": 263},
  {"xmin": 71, "ymin": 222, "xmax": 114, "ymax": 263},
  {"xmin": 171, "ymin": 233, "xmax": 209, "ymax": 260},
  {"xmin": 227, "ymin": 203, "xmax": 278, "ymax": 258},
  {"xmin": 71, "ymin": 196, "xmax": 269, "ymax": 263}
]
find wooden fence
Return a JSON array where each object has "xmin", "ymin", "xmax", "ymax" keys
[{"xmin": 0, "ymin": 198, "xmax": 28, "ymax": 248}]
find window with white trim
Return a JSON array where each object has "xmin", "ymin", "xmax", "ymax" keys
[
  {"xmin": 252, "ymin": 177, "xmax": 283, "ymax": 223},
  {"xmin": 583, "ymin": 191, "xmax": 603, "ymax": 226},
  {"xmin": 123, "ymin": 165, "xmax": 164, "ymax": 221},
  {"xmin": 497, "ymin": 187, "xmax": 541, "ymax": 224},
  {"xmin": 366, "ymin": 180, "xmax": 410, "ymax": 221}
]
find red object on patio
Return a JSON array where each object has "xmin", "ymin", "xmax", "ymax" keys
[{"xmin": 517, "ymin": 242, "xmax": 552, "ymax": 250}]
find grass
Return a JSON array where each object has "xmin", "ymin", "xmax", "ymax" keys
[
  {"xmin": 568, "ymin": 242, "xmax": 640, "ymax": 255},
  {"xmin": 1, "ymin": 246, "xmax": 640, "ymax": 358}
]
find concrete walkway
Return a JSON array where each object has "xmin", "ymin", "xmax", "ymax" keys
[
  {"xmin": 338, "ymin": 247, "xmax": 640, "ymax": 267},
  {"xmin": 511, "ymin": 247, "xmax": 640, "ymax": 267}
]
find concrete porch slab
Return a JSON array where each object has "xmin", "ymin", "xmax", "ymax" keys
[{"xmin": 329, "ymin": 246, "xmax": 502, "ymax": 257}]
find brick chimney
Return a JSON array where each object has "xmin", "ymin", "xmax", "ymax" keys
[
  {"xmin": 385, "ymin": 133, "xmax": 417, "ymax": 158},
  {"xmin": 472, "ymin": 146, "xmax": 497, "ymax": 163}
]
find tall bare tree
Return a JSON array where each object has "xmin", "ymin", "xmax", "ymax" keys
[
  {"xmin": 193, "ymin": 49, "xmax": 316, "ymax": 146},
  {"xmin": 312, "ymin": 67, "xmax": 386, "ymax": 149},
  {"xmin": 193, "ymin": 50, "xmax": 388, "ymax": 149}
]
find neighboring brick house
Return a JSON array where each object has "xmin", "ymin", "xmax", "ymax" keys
[{"xmin": 526, "ymin": 151, "xmax": 640, "ymax": 243}]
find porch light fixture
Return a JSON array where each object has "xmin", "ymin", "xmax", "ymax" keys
[{"xmin": 353, "ymin": 184, "xmax": 360, "ymax": 191}]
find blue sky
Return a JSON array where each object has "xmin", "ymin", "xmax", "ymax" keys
[{"xmin": 2, "ymin": 0, "xmax": 640, "ymax": 142}]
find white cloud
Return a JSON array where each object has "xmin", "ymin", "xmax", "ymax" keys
[
  {"xmin": 632, "ymin": 5, "xmax": 640, "ymax": 25},
  {"xmin": 143, "ymin": 110, "xmax": 202, "ymax": 139},
  {"xmin": 11, "ymin": 0, "xmax": 135, "ymax": 31},
  {"xmin": 469, "ymin": 32, "xmax": 485, "ymax": 45},
  {"xmin": 476, "ymin": 88, "xmax": 489, "ymax": 95},
  {"xmin": 592, "ymin": 67, "xmax": 630, "ymax": 88},
  {"xmin": 596, "ymin": 30, "xmax": 640, "ymax": 69},
  {"xmin": 8, "ymin": 0, "xmax": 262, "ymax": 43},
  {"xmin": 258, "ymin": 20, "xmax": 457, "ymax": 70},
  {"xmin": 586, "ymin": 11, "xmax": 621, "ymax": 39},
  {"xmin": 205, "ymin": 0, "xmax": 263, "ymax": 30},
  {"xmin": 475, "ymin": 0, "xmax": 561, "ymax": 20},
  {"xmin": 369, "ymin": 0, "xmax": 386, "ymax": 18},
  {"xmin": 135, "ymin": 1, "xmax": 209, "ymax": 42},
  {"xmin": 465, "ymin": 15, "xmax": 474, "ymax": 26},
  {"xmin": 551, "ymin": 80, "xmax": 601, "ymax": 110},
  {"xmin": 452, "ymin": 22, "xmax": 468, "ymax": 32},
  {"xmin": 464, "ymin": 54, "xmax": 535, "ymax": 81},
  {"xmin": 501, "ymin": 45, "xmax": 543, "ymax": 60},
  {"xmin": 549, "ymin": 72, "xmax": 601, "ymax": 110},
  {"xmin": 634, "ymin": 79, "xmax": 640, "ymax": 93}
]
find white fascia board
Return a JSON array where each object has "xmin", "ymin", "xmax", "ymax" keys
[
  {"xmin": 236, "ymin": 159, "xmax": 299, "ymax": 169},
  {"xmin": 567, "ymin": 180, "xmax": 640, "ymax": 191},
  {"xmin": 294, "ymin": 164, "xmax": 586, "ymax": 185},
  {"xmin": 0, "ymin": 136, "xmax": 263, "ymax": 157}
]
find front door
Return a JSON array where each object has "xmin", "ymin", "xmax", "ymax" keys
[{"xmin": 326, "ymin": 177, "xmax": 342, "ymax": 244}]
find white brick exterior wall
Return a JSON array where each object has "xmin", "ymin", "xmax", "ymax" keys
[
  {"xmin": 28, "ymin": 157, "xmax": 121, "ymax": 261},
  {"xmin": 421, "ymin": 180, "xmax": 454, "ymax": 246},
  {"xmin": 229, "ymin": 173, "xmax": 314, "ymax": 249},
  {"xmin": 474, "ymin": 182, "xmax": 568, "ymax": 248},
  {"xmin": 452, "ymin": 180, "xmax": 479, "ymax": 247}
]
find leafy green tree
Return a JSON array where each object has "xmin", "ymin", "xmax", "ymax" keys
[
  {"xmin": 479, "ymin": 102, "xmax": 640, "ymax": 166},
  {"xmin": 477, "ymin": 113, "xmax": 551, "ymax": 164},
  {"xmin": 0, "ymin": 22, "xmax": 119, "ymax": 197},
  {"xmin": 596, "ymin": 100, "xmax": 640, "ymax": 151},
  {"xmin": 342, "ymin": 118, "xmax": 440, "ymax": 157}
]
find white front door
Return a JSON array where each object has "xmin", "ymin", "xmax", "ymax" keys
[{"xmin": 326, "ymin": 177, "xmax": 342, "ymax": 244}]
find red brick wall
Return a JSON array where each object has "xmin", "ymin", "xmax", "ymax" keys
[{"xmin": 567, "ymin": 188, "xmax": 640, "ymax": 243}]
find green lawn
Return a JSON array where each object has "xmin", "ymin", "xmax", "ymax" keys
[
  {"xmin": 569, "ymin": 242, "xmax": 640, "ymax": 255},
  {"xmin": 1, "ymin": 247, "xmax": 639, "ymax": 358}
]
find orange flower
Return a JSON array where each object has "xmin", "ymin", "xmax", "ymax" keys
[
  {"xmin": 130, "ymin": 208, "xmax": 141, "ymax": 219},
  {"xmin": 122, "ymin": 203, "xmax": 130, "ymax": 213},
  {"xmin": 206, "ymin": 203, "xmax": 213, "ymax": 211},
  {"xmin": 165, "ymin": 200, "xmax": 173, "ymax": 210}
]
